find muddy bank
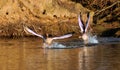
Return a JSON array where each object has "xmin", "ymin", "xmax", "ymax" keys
[
  {"xmin": 0, "ymin": 0, "xmax": 119, "ymax": 37},
  {"xmin": 0, "ymin": 18, "xmax": 119, "ymax": 38}
]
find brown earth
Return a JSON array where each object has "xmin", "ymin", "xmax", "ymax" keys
[{"xmin": 0, "ymin": 0, "xmax": 119, "ymax": 37}]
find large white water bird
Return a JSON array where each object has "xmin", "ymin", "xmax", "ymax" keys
[
  {"xmin": 24, "ymin": 26, "xmax": 73, "ymax": 48},
  {"xmin": 78, "ymin": 13, "xmax": 98, "ymax": 44}
]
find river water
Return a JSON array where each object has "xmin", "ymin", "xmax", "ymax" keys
[{"xmin": 0, "ymin": 37, "xmax": 120, "ymax": 70}]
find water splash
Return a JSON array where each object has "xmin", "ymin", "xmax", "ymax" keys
[
  {"xmin": 48, "ymin": 42, "xmax": 66, "ymax": 48},
  {"xmin": 86, "ymin": 32, "xmax": 99, "ymax": 44}
]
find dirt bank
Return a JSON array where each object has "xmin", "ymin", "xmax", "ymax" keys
[{"xmin": 0, "ymin": 0, "xmax": 119, "ymax": 37}]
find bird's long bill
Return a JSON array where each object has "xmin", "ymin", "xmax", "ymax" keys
[
  {"xmin": 85, "ymin": 14, "xmax": 90, "ymax": 33},
  {"xmin": 78, "ymin": 15, "xmax": 84, "ymax": 33},
  {"xmin": 52, "ymin": 34, "xmax": 72, "ymax": 40},
  {"xmin": 24, "ymin": 26, "xmax": 45, "ymax": 40}
]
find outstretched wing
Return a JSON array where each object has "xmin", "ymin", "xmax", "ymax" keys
[
  {"xmin": 24, "ymin": 26, "xmax": 44, "ymax": 39},
  {"xmin": 78, "ymin": 15, "xmax": 84, "ymax": 33},
  {"xmin": 52, "ymin": 34, "xmax": 72, "ymax": 40},
  {"xmin": 85, "ymin": 14, "xmax": 90, "ymax": 32}
]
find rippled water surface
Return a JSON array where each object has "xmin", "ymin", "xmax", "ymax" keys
[{"xmin": 0, "ymin": 37, "xmax": 120, "ymax": 70}]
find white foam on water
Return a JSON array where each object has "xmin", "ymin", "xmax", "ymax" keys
[
  {"xmin": 48, "ymin": 42, "xmax": 66, "ymax": 48},
  {"xmin": 87, "ymin": 33, "xmax": 99, "ymax": 44}
]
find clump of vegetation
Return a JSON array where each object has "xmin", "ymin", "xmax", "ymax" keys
[{"xmin": 72, "ymin": 0, "xmax": 120, "ymax": 24}]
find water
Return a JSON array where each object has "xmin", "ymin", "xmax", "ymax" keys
[
  {"xmin": 87, "ymin": 33, "xmax": 99, "ymax": 44},
  {"xmin": 0, "ymin": 37, "xmax": 120, "ymax": 70}
]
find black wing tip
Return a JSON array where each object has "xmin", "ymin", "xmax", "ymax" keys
[{"xmin": 71, "ymin": 32, "xmax": 75, "ymax": 34}]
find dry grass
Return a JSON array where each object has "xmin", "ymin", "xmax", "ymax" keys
[
  {"xmin": 0, "ymin": 17, "xmax": 79, "ymax": 37},
  {"xmin": 71, "ymin": 0, "xmax": 120, "ymax": 24}
]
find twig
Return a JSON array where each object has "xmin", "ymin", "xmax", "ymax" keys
[{"xmin": 94, "ymin": 1, "xmax": 120, "ymax": 16}]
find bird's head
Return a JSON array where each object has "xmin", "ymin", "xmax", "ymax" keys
[{"xmin": 44, "ymin": 33, "xmax": 52, "ymax": 39}]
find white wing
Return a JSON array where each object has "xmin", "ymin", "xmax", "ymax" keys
[
  {"xmin": 85, "ymin": 15, "xmax": 90, "ymax": 32},
  {"xmin": 24, "ymin": 26, "xmax": 44, "ymax": 39},
  {"xmin": 78, "ymin": 15, "xmax": 84, "ymax": 33},
  {"xmin": 52, "ymin": 34, "xmax": 72, "ymax": 40}
]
